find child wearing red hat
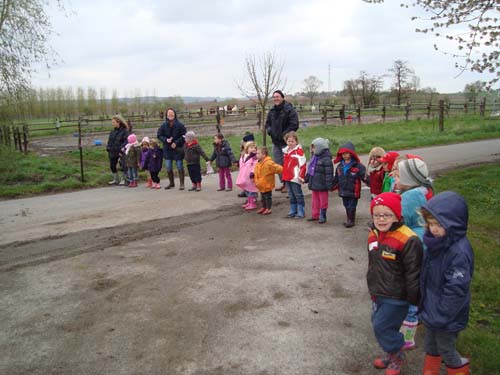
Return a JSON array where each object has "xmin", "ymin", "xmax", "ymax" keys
[
  {"xmin": 367, "ymin": 192, "xmax": 423, "ymax": 375},
  {"xmin": 379, "ymin": 151, "xmax": 400, "ymax": 193}
]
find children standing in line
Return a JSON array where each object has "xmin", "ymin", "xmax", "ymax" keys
[
  {"xmin": 419, "ymin": 192, "xmax": 473, "ymax": 375},
  {"xmin": 140, "ymin": 137, "xmax": 152, "ymax": 187},
  {"xmin": 125, "ymin": 134, "xmax": 141, "ymax": 187},
  {"xmin": 367, "ymin": 192, "xmax": 423, "ymax": 375},
  {"xmin": 253, "ymin": 146, "xmax": 283, "ymax": 215},
  {"xmin": 367, "ymin": 147, "xmax": 386, "ymax": 199},
  {"xmin": 379, "ymin": 151, "xmax": 400, "ymax": 193},
  {"xmin": 209, "ymin": 133, "xmax": 237, "ymax": 191},
  {"xmin": 304, "ymin": 138, "xmax": 334, "ymax": 224},
  {"xmin": 282, "ymin": 131, "xmax": 307, "ymax": 218},
  {"xmin": 332, "ymin": 141, "xmax": 369, "ymax": 228},
  {"xmin": 184, "ymin": 131, "xmax": 210, "ymax": 192},
  {"xmin": 236, "ymin": 141, "xmax": 258, "ymax": 210},
  {"xmin": 144, "ymin": 138, "xmax": 163, "ymax": 189}
]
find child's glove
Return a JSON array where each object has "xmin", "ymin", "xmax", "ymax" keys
[{"xmin": 249, "ymin": 172, "xmax": 254, "ymax": 179}]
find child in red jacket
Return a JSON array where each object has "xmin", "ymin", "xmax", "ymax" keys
[
  {"xmin": 367, "ymin": 147, "xmax": 385, "ymax": 199},
  {"xmin": 282, "ymin": 131, "xmax": 307, "ymax": 218}
]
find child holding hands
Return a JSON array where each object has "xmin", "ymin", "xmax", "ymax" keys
[
  {"xmin": 236, "ymin": 141, "xmax": 259, "ymax": 210},
  {"xmin": 253, "ymin": 146, "xmax": 283, "ymax": 215},
  {"xmin": 282, "ymin": 131, "xmax": 307, "ymax": 218}
]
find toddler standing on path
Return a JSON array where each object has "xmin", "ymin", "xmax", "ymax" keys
[
  {"xmin": 184, "ymin": 131, "xmax": 210, "ymax": 192},
  {"xmin": 253, "ymin": 146, "xmax": 283, "ymax": 215},
  {"xmin": 282, "ymin": 131, "xmax": 307, "ymax": 218},
  {"xmin": 209, "ymin": 133, "xmax": 237, "ymax": 191}
]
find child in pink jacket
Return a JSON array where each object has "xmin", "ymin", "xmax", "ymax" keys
[{"xmin": 236, "ymin": 141, "xmax": 258, "ymax": 210}]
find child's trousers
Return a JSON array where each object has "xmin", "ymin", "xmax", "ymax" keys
[
  {"xmin": 372, "ymin": 296, "xmax": 408, "ymax": 354},
  {"xmin": 311, "ymin": 190, "xmax": 329, "ymax": 219},
  {"xmin": 218, "ymin": 167, "xmax": 232, "ymax": 189},
  {"xmin": 424, "ymin": 327, "xmax": 463, "ymax": 367},
  {"xmin": 187, "ymin": 164, "xmax": 202, "ymax": 184},
  {"xmin": 261, "ymin": 191, "xmax": 272, "ymax": 209}
]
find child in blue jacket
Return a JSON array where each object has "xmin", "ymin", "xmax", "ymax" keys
[{"xmin": 420, "ymin": 191, "xmax": 474, "ymax": 375}]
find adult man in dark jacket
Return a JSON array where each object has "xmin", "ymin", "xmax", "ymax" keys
[{"xmin": 265, "ymin": 90, "xmax": 299, "ymax": 192}]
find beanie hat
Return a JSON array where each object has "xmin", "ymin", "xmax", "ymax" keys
[
  {"xmin": 141, "ymin": 136, "xmax": 150, "ymax": 144},
  {"xmin": 334, "ymin": 141, "xmax": 360, "ymax": 163},
  {"xmin": 398, "ymin": 158, "xmax": 429, "ymax": 187},
  {"xmin": 242, "ymin": 132, "xmax": 255, "ymax": 142},
  {"xmin": 371, "ymin": 192, "xmax": 402, "ymax": 220},
  {"xmin": 273, "ymin": 90, "xmax": 285, "ymax": 98},
  {"xmin": 311, "ymin": 137, "xmax": 329, "ymax": 155},
  {"xmin": 127, "ymin": 134, "xmax": 137, "ymax": 144},
  {"xmin": 185, "ymin": 131, "xmax": 196, "ymax": 142},
  {"xmin": 379, "ymin": 151, "xmax": 400, "ymax": 171}
]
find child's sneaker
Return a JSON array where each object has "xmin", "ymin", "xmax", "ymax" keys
[
  {"xmin": 373, "ymin": 353, "xmax": 390, "ymax": 369},
  {"xmin": 385, "ymin": 352, "xmax": 406, "ymax": 375}
]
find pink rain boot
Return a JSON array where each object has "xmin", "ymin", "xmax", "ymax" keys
[
  {"xmin": 245, "ymin": 196, "xmax": 257, "ymax": 210},
  {"xmin": 145, "ymin": 177, "xmax": 152, "ymax": 188}
]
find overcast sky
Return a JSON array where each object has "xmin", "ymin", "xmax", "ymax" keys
[{"xmin": 32, "ymin": 0, "xmax": 495, "ymax": 98}]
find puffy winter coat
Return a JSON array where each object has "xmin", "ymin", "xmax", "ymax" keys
[
  {"xmin": 184, "ymin": 141, "xmax": 209, "ymax": 166},
  {"xmin": 420, "ymin": 191, "xmax": 474, "ymax": 332},
  {"xmin": 236, "ymin": 153, "xmax": 258, "ymax": 193},
  {"xmin": 304, "ymin": 148, "xmax": 334, "ymax": 191},
  {"xmin": 369, "ymin": 168, "xmax": 385, "ymax": 196},
  {"xmin": 282, "ymin": 144, "xmax": 306, "ymax": 184},
  {"xmin": 157, "ymin": 115, "xmax": 186, "ymax": 160},
  {"xmin": 209, "ymin": 140, "xmax": 237, "ymax": 168},
  {"xmin": 265, "ymin": 101, "xmax": 299, "ymax": 147},
  {"xmin": 367, "ymin": 223, "xmax": 423, "ymax": 306},
  {"xmin": 253, "ymin": 156, "xmax": 283, "ymax": 193},
  {"xmin": 125, "ymin": 144, "xmax": 141, "ymax": 168},
  {"xmin": 401, "ymin": 186, "xmax": 428, "ymax": 240},
  {"xmin": 144, "ymin": 146, "xmax": 163, "ymax": 173},
  {"xmin": 333, "ymin": 142, "xmax": 368, "ymax": 198},
  {"xmin": 106, "ymin": 125, "xmax": 129, "ymax": 157}
]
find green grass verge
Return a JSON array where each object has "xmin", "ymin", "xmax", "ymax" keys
[
  {"xmin": 433, "ymin": 163, "xmax": 500, "ymax": 374},
  {"xmin": 1, "ymin": 115, "xmax": 499, "ymax": 199}
]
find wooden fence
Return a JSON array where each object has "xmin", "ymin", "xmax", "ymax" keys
[{"xmin": 0, "ymin": 125, "xmax": 29, "ymax": 154}]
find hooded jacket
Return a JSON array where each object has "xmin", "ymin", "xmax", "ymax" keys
[
  {"xmin": 143, "ymin": 146, "xmax": 163, "ymax": 173},
  {"xmin": 209, "ymin": 140, "xmax": 237, "ymax": 168},
  {"xmin": 185, "ymin": 140, "xmax": 210, "ymax": 165},
  {"xmin": 304, "ymin": 138, "xmax": 334, "ymax": 191},
  {"xmin": 282, "ymin": 144, "xmax": 307, "ymax": 184},
  {"xmin": 265, "ymin": 101, "xmax": 299, "ymax": 147},
  {"xmin": 333, "ymin": 142, "xmax": 369, "ymax": 198},
  {"xmin": 236, "ymin": 152, "xmax": 258, "ymax": 193},
  {"xmin": 420, "ymin": 191, "xmax": 474, "ymax": 332},
  {"xmin": 367, "ymin": 222, "xmax": 423, "ymax": 305},
  {"xmin": 106, "ymin": 124, "xmax": 129, "ymax": 158},
  {"xmin": 253, "ymin": 155, "xmax": 283, "ymax": 193},
  {"xmin": 157, "ymin": 109, "xmax": 186, "ymax": 160}
]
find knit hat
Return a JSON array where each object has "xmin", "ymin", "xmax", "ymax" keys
[
  {"xmin": 242, "ymin": 132, "xmax": 255, "ymax": 142},
  {"xmin": 127, "ymin": 134, "xmax": 137, "ymax": 144},
  {"xmin": 273, "ymin": 90, "xmax": 285, "ymax": 98},
  {"xmin": 398, "ymin": 158, "xmax": 429, "ymax": 187},
  {"xmin": 334, "ymin": 141, "xmax": 360, "ymax": 163},
  {"xmin": 185, "ymin": 131, "xmax": 196, "ymax": 142},
  {"xmin": 311, "ymin": 137, "xmax": 329, "ymax": 155},
  {"xmin": 141, "ymin": 136, "xmax": 150, "ymax": 144},
  {"xmin": 379, "ymin": 151, "xmax": 400, "ymax": 171},
  {"xmin": 371, "ymin": 192, "xmax": 402, "ymax": 220}
]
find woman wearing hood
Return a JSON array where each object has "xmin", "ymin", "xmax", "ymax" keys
[{"xmin": 157, "ymin": 108, "xmax": 187, "ymax": 190}]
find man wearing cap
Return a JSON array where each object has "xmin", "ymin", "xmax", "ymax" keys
[{"xmin": 265, "ymin": 90, "xmax": 299, "ymax": 192}]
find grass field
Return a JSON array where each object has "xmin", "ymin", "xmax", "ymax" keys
[
  {"xmin": 432, "ymin": 163, "xmax": 500, "ymax": 374},
  {"xmin": 1, "ymin": 115, "xmax": 499, "ymax": 198}
]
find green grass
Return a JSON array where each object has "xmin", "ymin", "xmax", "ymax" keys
[
  {"xmin": 1, "ymin": 115, "xmax": 499, "ymax": 199},
  {"xmin": 433, "ymin": 163, "xmax": 500, "ymax": 374}
]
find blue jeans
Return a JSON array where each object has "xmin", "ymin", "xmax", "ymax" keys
[
  {"xmin": 285, "ymin": 181, "xmax": 304, "ymax": 205},
  {"xmin": 127, "ymin": 167, "xmax": 138, "ymax": 182},
  {"xmin": 372, "ymin": 297, "xmax": 409, "ymax": 353},
  {"xmin": 272, "ymin": 144, "xmax": 284, "ymax": 182},
  {"xmin": 165, "ymin": 159, "xmax": 184, "ymax": 172},
  {"xmin": 342, "ymin": 197, "xmax": 358, "ymax": 210}
]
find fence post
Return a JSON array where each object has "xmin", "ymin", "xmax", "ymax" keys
[
  {"xmin": 479, "ymin": 97, "xmax": 486, "ymax": 118},
  {"xmin": 16, "ymin": 127, "xmax": 23, "ymax": 152},
  {"xmin": 405, "ymin": 102, "xmax": 411, "ymax": 121},
  {"xmin": 78, "ymin": 117, "xmax": 85, "ymax": 182},
  {"xmin": 427, "ymin": 103, "xmax": 432, "ymax": 119},
  {"xmin": 322, "ymin": 109, "xmax": 327, "ymax": 124},
  {"xmin": 22, "ymin": 125, "xmax": 28, "ymax": 154},
  {"xmin": 382, "ymin": 105, "xmax": 386, "ymax": 123},
  {"xmin": 357, "ymin": 105, "xmax": 361, "ymax": 124},
  {"xmin": 340, "ymin": 105, "xmax": 346, "ymax": 125},
  {"xmin": 464, "ymin": 102, "xmax": 468, "ymax": 114},
  {"xmin": 438, "ymin": 100, "xmax": 444, "ymax": 132}
]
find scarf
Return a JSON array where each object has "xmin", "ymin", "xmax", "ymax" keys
[
  {"xmin": 307, "ymin": 155, "xmax": 319, "ymax": 176},
  {"xmin": 125, "ymin": 141, "xmax": 139, "ymax": 155}
]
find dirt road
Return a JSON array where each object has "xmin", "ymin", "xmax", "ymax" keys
[{"xmin": 1, "ymin": 139, "xmax": 499, "ymax": 375}]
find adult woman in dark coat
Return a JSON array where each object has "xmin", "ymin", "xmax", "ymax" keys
[
  {"xmin": 106, "ymin": 115, "xmax": 129, "ymax": 185},
  {"xmin": 157, "ymin": 108, "xmax": 187, "ymax": 190}
]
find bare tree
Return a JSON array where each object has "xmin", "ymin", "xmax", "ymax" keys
[
  {"xmin": 389, "ymin": 60, "xmax": 415, "ymax": 106},
  {"xmin": 236, "ymin": 51, "xmax": 286, "ymax": 145},
  {"xmin": 363, "ymin": 0, "xmax": 500, "ymax": 88},
  {"xmin": 303, "ymin": 75, "xmax": 323, "ymax": 105},
  {"xmin": 464, "ymin": 81, "xmax": 486, "ymax": 103},
  {"xmin": 343, "ymin": 71, "xmax": 383, "ymax": 107}
]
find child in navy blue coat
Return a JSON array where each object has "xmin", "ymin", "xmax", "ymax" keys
[
  {"xmin": 419, "ymin": 191, "xmax": 474, "ymax": 375},
  {"xmin": 332, "ymin": 141, "xmax": 369, "ymax": 227}
]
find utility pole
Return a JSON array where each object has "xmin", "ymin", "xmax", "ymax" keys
[{"xmin": 328, "ymin": 64, "xmax": 332, "ymax": 93}]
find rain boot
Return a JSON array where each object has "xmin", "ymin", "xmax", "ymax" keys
[
  {"xmin": 385, "ymin": 351, "xmax": 406, "ymax": 375},
  {"xmin": 422, "ymin": 354, "xmax": 441, "ymax": 375},
  {"xmin": 318, "ymin": 208, "xmax": 327, "ymax": 224},
  {"xmin": 145, "ymin": 177, "xmax": 152, "ymax": 188},
  {"xmin": 196, "ymin": 182, "xmax": 201, "ymax": 191},
  {"xmin": 401, "ymin": 320, "xmax": 418, "ymax": 350},
  {"xmin": 108, "ymin": 173, "xmax": 119, "ymax": 185},
  {"xmin": 446, "ymin": 361, "xmax": 470, "ymax": 375},
  {"xmin": 118, "ymin": 172, "xmax": 126, "ymax": 186},
  {"xmin": 164, "ymin": 171, "xmax": 175, "ymax": 189},
  {"xmin": 286, "ymin": 203, "xmax": 297, "ymax": 218},
  {"xmin": 296, "ymin": 204, "xmax": 305, "ymax": 219},
  {"xmin": 188, "ymin": 183, "xmax": 197, "ymax": 191},
  {"xmin": 344, "ymin": 209, "xmax": 355, "ymax": 228},
  {"xmin": 245, "ymin": 196, "xmax": 257, "ymax": 210},
  {"xmin": 373, "ymin": 353, "xmax": 390, "ymax": 369},
  {"xmin": 179, "ymin": 169, "xmax": 185, "ymax": 190}
]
